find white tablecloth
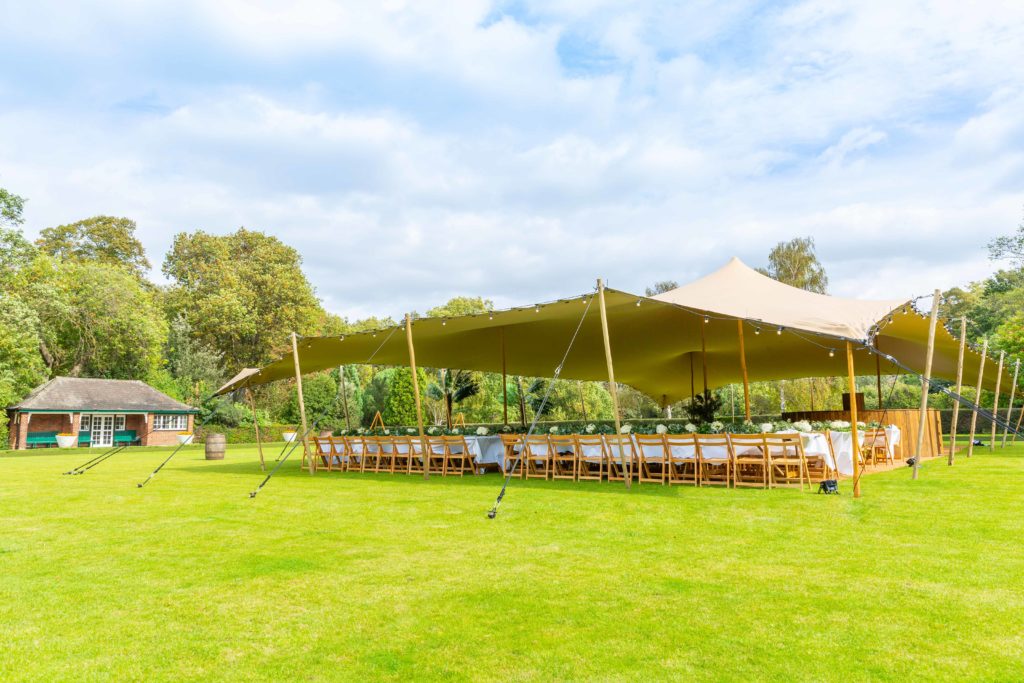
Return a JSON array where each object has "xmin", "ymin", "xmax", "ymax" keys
[{"xmin": 464, "ymin": 435, "xmax": 506, "ymax": 465}]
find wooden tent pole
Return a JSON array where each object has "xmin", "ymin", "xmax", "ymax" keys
[
  {"xmin": 405, "ymin": 314, "xmax": 429, "ymax": 480},
  {"xmin": 846, "ymin": 341, "xmax": 861, "ymax": 499},
  {"xmin": 246, "ymin": 388, "xmax": 265, "ymax": 472},
  {"xmin": 990, "ymin": 351, "xmax": 1004, "ymax": 453},
  {"xmin": 737, "ymin": 319, "xmax": 751, "ymax": 421},
  {"xmin": 948, "ymin": 317, "xmax": 966, "ymax": 465},
  {"xmin": 700, "ymin": 319, "xmax": 709, "ymax": 396},
  {"xmin": 597, "ymin": 278, "xmax": 630, "ymax": 489},
  {"xmin": 1002, "ymin": 358, "xmax": 1019, "ymax": 448},
  {"xmin": 689, "ymin": 354, "xmax": 695, "ymax": 403},
  {"xmin": 291, "ymin": 331, "xmax": 313, "ymax": 474},
  {"xmin": 913, "ymin": 289, "xmax": 940, "ymax": 480},
  {"xmin": 967, "ymin": 338, "xmax": 987, "ymax": 458},
  {"xmin": 339, "ymin": 365, "xmax": 351, "ymax": 431},
  {"xmin": 1012, "ymin": 389, "xmax": 1024, "ymax": 444},
  {"xmin": 501, "ymin": 328, "xmax": 508, "ymax": 425},
  {"xmin": 875, "ymin": 353, "xmax": 883, "ymax": 409},
  {"xmin": 582, "ymin": 383, "xmax": 590, "ymax": 422}
]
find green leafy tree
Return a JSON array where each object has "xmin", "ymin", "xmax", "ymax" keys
[
  {"xmin": 37, "ymin": 216, "xmax": 151, "ymax": 277},
  {"xmin": 988, "ymin": 210, "xmax": 1024, "ymax": 267},
  {"xmin": 0, "ymin": 226, "xmax": 36, "ymax": 288},
  {"xmin": 426, "ymin": 296, "xmax": 494, "ymax": 318},
  {"xmin": 282, "ymin": 372, "xmax": 345, "ymax": 431},
  {"xmin": 164, "ymin": 314, "xmax": 224, "ymax": 403},
  {"xmin": 758, "ymin": 236, "xmax": 828, "ymax": 293},
  {"xmin": 18, "ymin": 257, "xmax": 166, "ymax": 378},
  {"xmin": 644, "ymin": 280, "xmax": 678, "ymax": 296},
  {"xmin": 427, "ymin": 369, "xmax": 481, "ymax": 427},
  {"xmin": 0, "ymin": 293, "xmax": 48, "ymax": 409},
  {"xmin": 382, "ymin": 368, "xmax": 424, "ymax": 427},
  {"xmin": 162, "ymin": 228, "xmax": 322, "ymax": 370},
  {"xmin": 0, "ymin": 187, "xmax": 26, "ymax": 227}
]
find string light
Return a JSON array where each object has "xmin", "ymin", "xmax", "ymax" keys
[
  {"xmin": 703, "ymin": 315, "xmax": 710, "ymax": 324},
  {"xmin": 776, "ymin": 326, "xmax": 783, "ymax": 335},
  {"xmin": 534, "ymin": 305, "xmax": 540, "ymax": 313},
  {"xmin": 441, "ymin": 319, "xmax": 447, "ymax": 326},
  {"xmin": 489, "ymin": 313, "xmax": 494, "ymax": 320},
  {"xmin": 829, "ymin": 348, "xmax": 835, "ymax": 357},
  {"xmin": 754, "ymin": 327, "xmax": 761, "ymax": 335},
  {"xmin": 636, "ymin": 300, "xmax": 642, "ymax": 306}
]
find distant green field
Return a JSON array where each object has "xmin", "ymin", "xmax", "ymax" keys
[{"xmin": 1, "ymin": 442, "xmax": 1022, "ymax": 681}]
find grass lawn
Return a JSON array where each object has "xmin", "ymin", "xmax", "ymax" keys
[{"xmin": 1, "ymin": 442, "xmax": 1023, "ymax": 681}]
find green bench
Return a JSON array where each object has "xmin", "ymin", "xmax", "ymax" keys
[
  {"xmin": 114, "ymin": 430, "xmax": 139, "ymax": 446},
  {"xmin": 78, "ymin": 432, "xmax": 92, "ymax": 445},
  {"xmin": 25, "ymin": 431, "xmax": 59, "ymax": 448}
]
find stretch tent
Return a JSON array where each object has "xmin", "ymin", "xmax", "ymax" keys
[{"xmin": 215, "ymin": 258, "xmax": 1009, "ymax": 400}]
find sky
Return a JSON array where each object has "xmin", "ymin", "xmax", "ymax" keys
[{"xmin": 2, "ymin": 1, "xmax": 1024, "ymax": 321}]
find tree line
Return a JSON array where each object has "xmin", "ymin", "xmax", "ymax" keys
[{"xmin": 3, "ymin": 184, "xmax": 1023, "ymax": 442}]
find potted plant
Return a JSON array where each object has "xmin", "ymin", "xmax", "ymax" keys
[
  {"xmin": 282, "ymin": 428, "xmax": 298, "ymax": 442},
  {"xmin": 177, "ymin": 432, "xmax": 194, "ymax": 445},
  {"xmin": 56, "ymin": 432, "xmax": 78, "ymax": 449}
]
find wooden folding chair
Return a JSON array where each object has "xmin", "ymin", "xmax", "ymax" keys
[
  {"xmin": 634, "ymin": 434, "xmax": 668, "ymax": 484},
  {"xmin": 389, "ymin": 435, "xmax": 411, "ymax": 473},
  {"xmin": 425, "ymin": 435, "xmax": 447, "ymax": 475},
  {"xmin": 499, "ymin": 433, "xmax": 525, "ymax": 478},
  {"xmin": 313, "ymin": 435, "xmax": 334, "ymax": 472},
  {"xmin": 728, "ymin": 434, "xmax": 768, "ymax": 489},
  {"xmin": 375, "ymin": 435, "xmax": 398, "ymax": 473},
  {"xmin": 404, "ymin": 436, "xmax": 428, "ymax": 474},
  {"xmin": 695, "ymin": 434, "xmax": 731, "ymax": 487},
  {"xmin": 549, "ymin": 434, "xmax": 579, "ymax": 481},
  {"xmin": 324, "ymin": 435, "xmax": 349, "ymax": 472},
  {"xmin": 361, "ymin": 436, "xmax": 383, "ymax": 473},
  {"xmin": 800, "ymin": 433, "xmax": 831, "ymax": 483},
  {"xmin": 574, "ymin": 434, "xmax": 607, "ymax": 481},
  {"xmin": 443, "ymin": 435, "xmax": 475, "ymax": 476},
  {"xmin": 862, "ymin": 428, "xmax": 892, "ymax": 466},
  {"xmin": 764, "ymin": 433, "xmax": 808, "ymax": 490},
  {"xmin": 344, "ymin": 435, "xmax": 366, "ymax": 472},
  {"xmin": 606, "ymin": 434, "xmax": 636, "ymax": 482},
  {"xmin": 665, "ymin": 433, "xmax": 698, "ymax": 485},
  {"xmin": 523, "ymin": 435, "xmax": 553, "ymax": 480}
]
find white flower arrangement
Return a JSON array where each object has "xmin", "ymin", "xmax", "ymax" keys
[
  {"xmin": 406, "ymin": 428, "xmax": 417, "ymax": 435},
  {"xmin": 620, "ymin": 424, "xmax": 632, "ymax": 434},
  {"xmin": 655, "ymin": 424, "xmax": 668, "ymax": 434},
  {"xmin": 857, "ymin": 421, "xmax": 866, "ymax": 428},
  {"xmin": 684, "ymin": 423, "xmax": 697, "ymax": 433},
  {"xmin": 585, "ymin": 423, "xmax": 597, "ymax": 434},
  {"xmin": 760, "ymin": 422, "xmax": 774, "ymax": 433},
  {"xmin": 383, "ymin": 429, "xmax": 390, "ymax": 435},
  {"xmin": 357, "ymin": 427, "xmax": 366, "ymax": 434},
  {"xmin": 450, "ymin": 427, "xmax": 461, "ymax": 435},
  {"xmin": 793, "ymin": 420, "xmax": 813, "ymax": 433},
  {"xmin": 829, "ymin": 420, "xmax": 851, "ymax": 430},
  {"xmin": 427, "ymin": 425, "xmax": 442, "ymax": 435},
  {"xmin": 476, "ymin": 426, "xmax": 489, "ymax": 436},
  {"xmin": 710, "ymin": 421, "xmax": 725, "ymax": 433},
  {"xmin": 549, "ymin": 426, "xmax": 559, "ymax": 434}
]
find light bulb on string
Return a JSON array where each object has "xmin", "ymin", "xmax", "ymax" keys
[
  {"xmin": 829, "ymin": 348, "xmax": 835, "ymax": 357},
  {"xmin": 776, "ymin": 326, "xmax": 783, "ymax": 335},
  {"xmin": 703, "ymin": 315, "xmax": 710, "ymax": 324},
  {"xmin": 754, "ymin": 327, "xmax": 760, "ymax": 335}
]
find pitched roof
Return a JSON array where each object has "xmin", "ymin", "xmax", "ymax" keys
[{"xmin": 9, "ymin": 377, "xmax": 197, "ymax": 412}]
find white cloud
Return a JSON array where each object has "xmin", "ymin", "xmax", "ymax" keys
[{"xmin": 1, "ymin": 0, "xmax": 1023, "ymax": 327}]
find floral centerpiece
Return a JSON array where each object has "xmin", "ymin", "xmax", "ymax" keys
[{"xmin": 475, "ymin": 426, "xmax": 489, "ymax": 436}]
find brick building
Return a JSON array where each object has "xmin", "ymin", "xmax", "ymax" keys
[{"xmin": 6, "ymin": 377, "xmax": 198, "ymax": 450}]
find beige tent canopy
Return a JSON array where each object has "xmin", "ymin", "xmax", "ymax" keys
[{"xmin": 215, "ymin": 258, "xmax": 1008, "ymax": 400}]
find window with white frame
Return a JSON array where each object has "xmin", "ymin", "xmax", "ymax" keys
[
  {"xmin": 115, "ymin": 415, "xmax": 126, "ymax": 430},
  {"xmin": 153, "ymin": 414, "xmax": 188, "ymax": 431},
  {"xmin": 80, "ymin": 415, "xmax": 91, "ymax": 432}
]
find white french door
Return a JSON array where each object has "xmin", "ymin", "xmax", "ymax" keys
[{"xmin": 92, "ymin": 415, "xmax": 115, "ymax": 447}]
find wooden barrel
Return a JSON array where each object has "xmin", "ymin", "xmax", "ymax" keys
[{"xmin": 205, "ymin": 433, "xmax": 226, "ymax": 460}]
